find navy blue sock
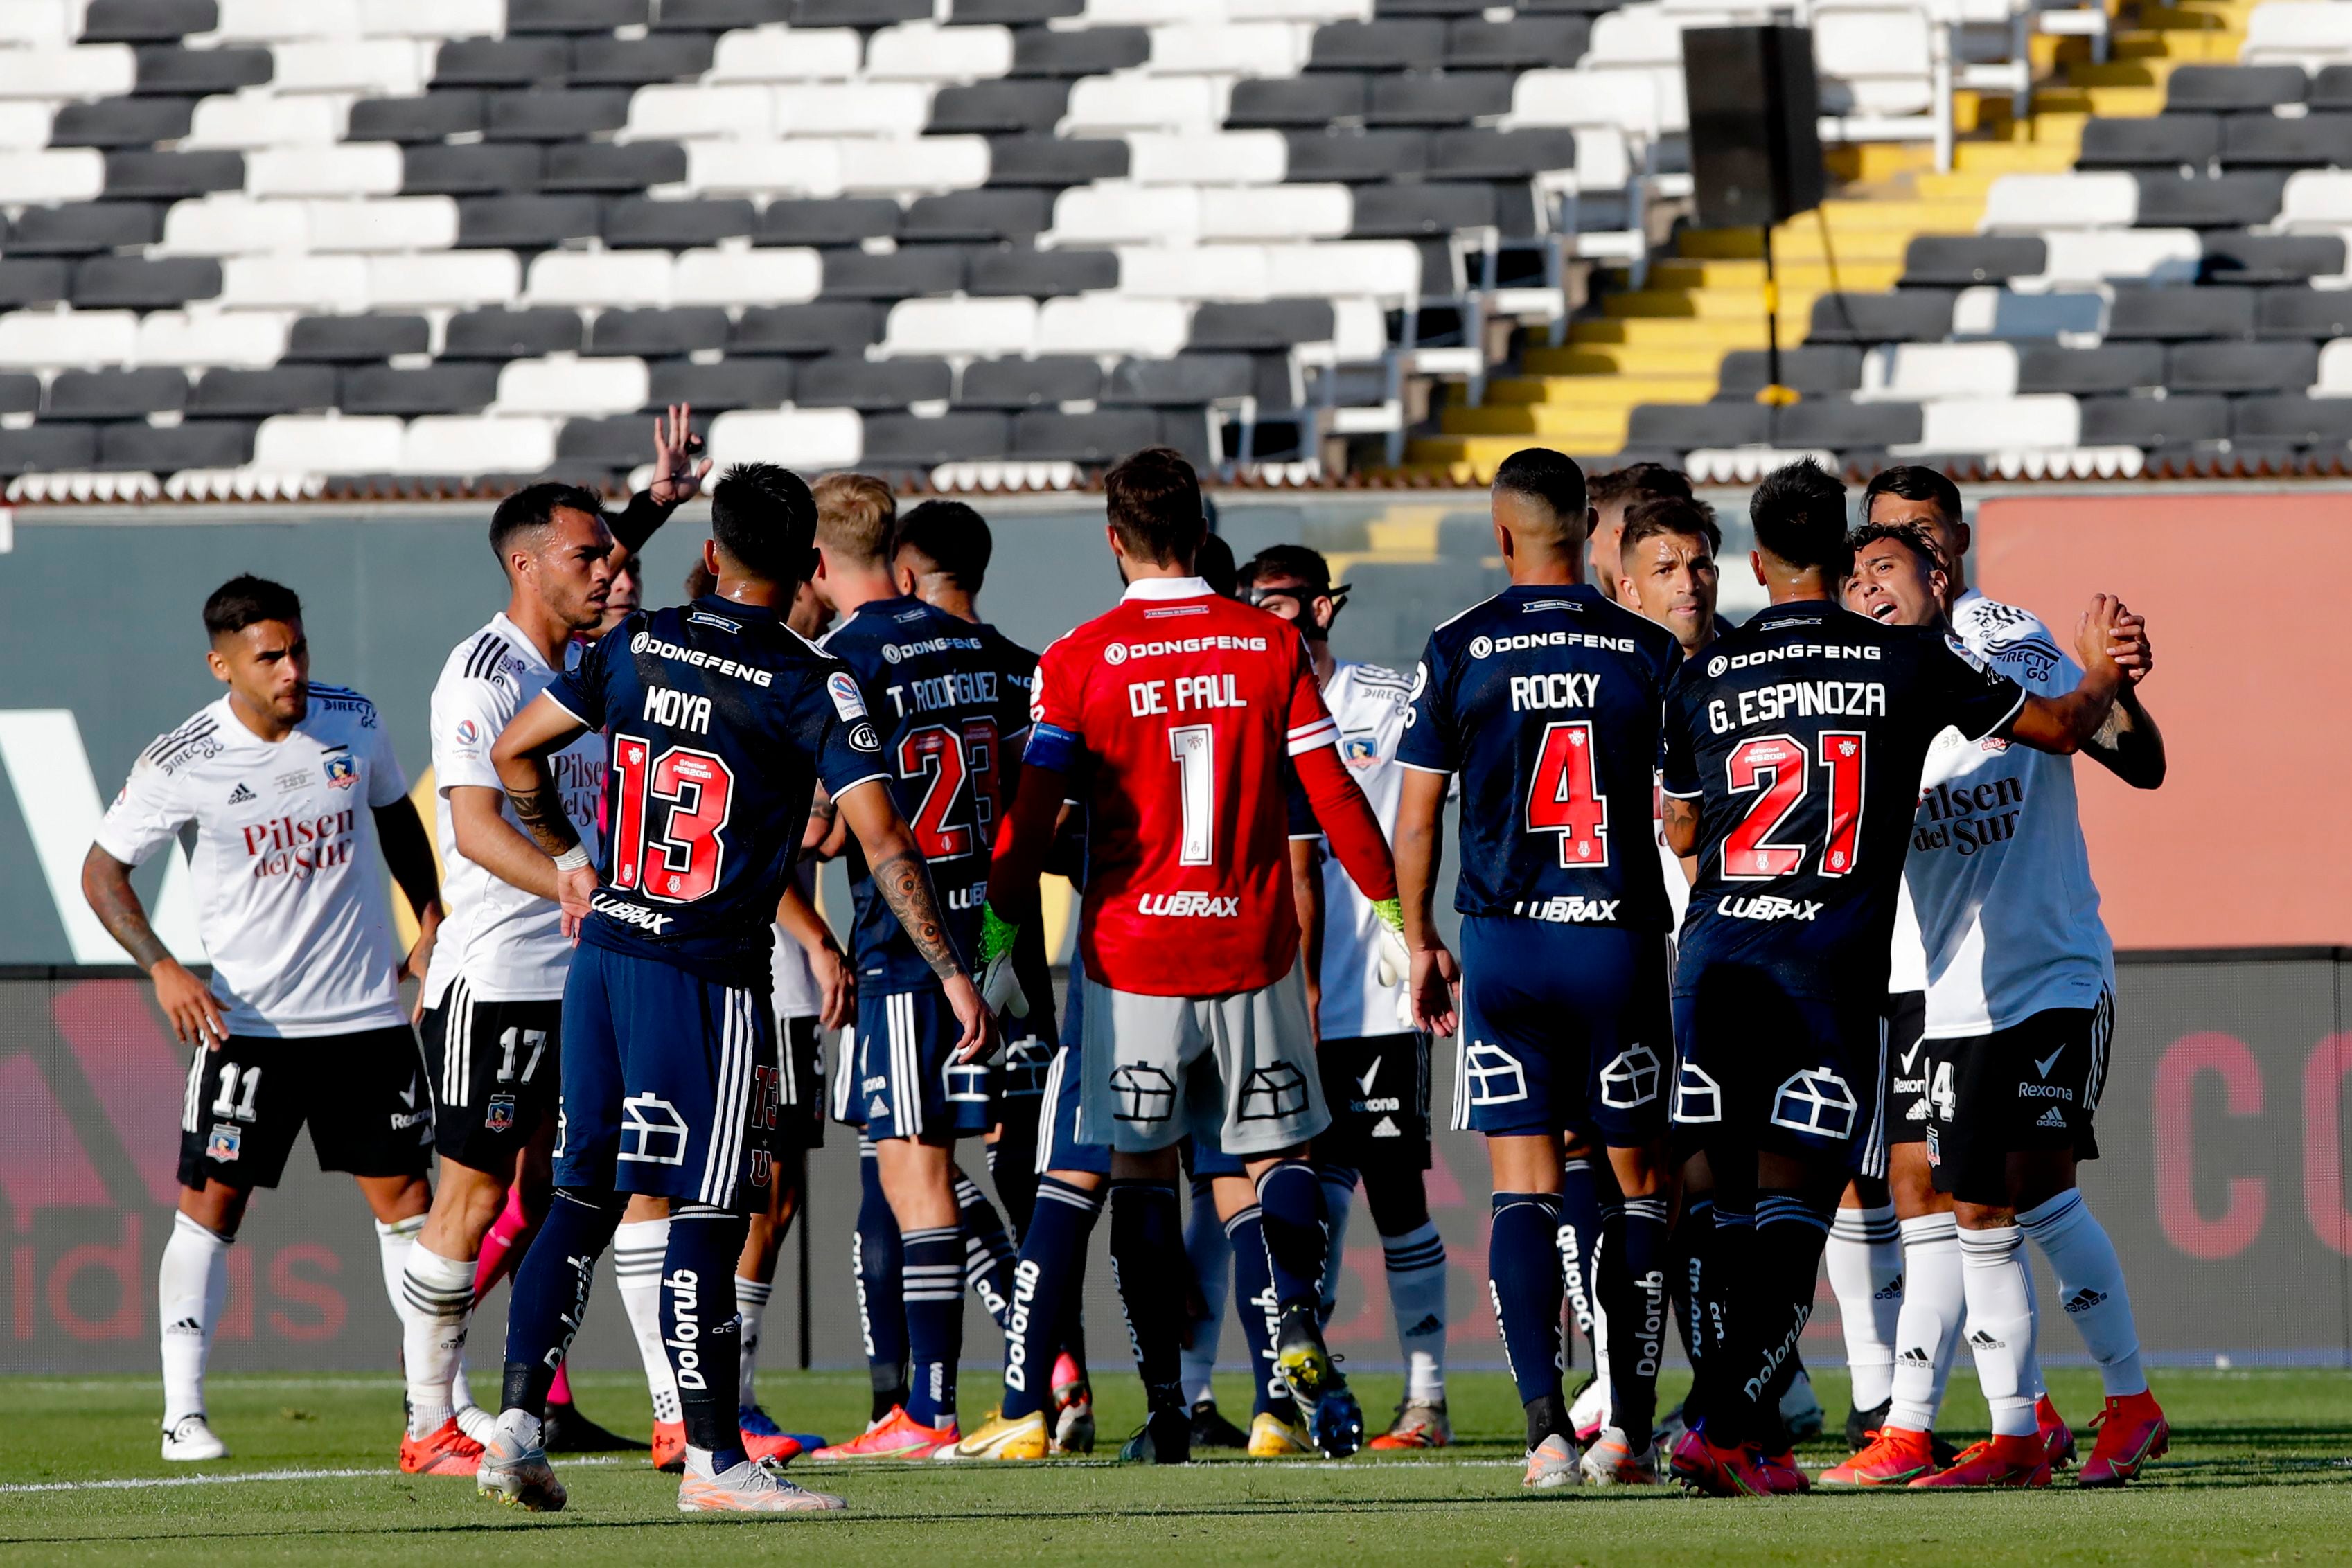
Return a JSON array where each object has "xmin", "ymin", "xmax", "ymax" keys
[
  {"xmin": 1735, "ymin": 1190, "xmax": 1835, "ymax": 1449},
  {"xmin": 956, "ymin": 1170, "xmax": 1017, "ymax": 1329},
  {"xmin": 987, "ymin": 1123, "xmax": 1041, "ymax": 1238},
  {"xmin": 900, "ymin": 1224, "xmax": 964, "ymax": 1430},
  {"xmin": 664, "ymin": 1204, "xmax": 748, "ymax": 1465},
  {"xmin": 1224, "ymin": 1204, "xmax": 1296, "ymax": 1422},
  {"xmin": 1108, "ymin": 1179, "xmax": 1186, "ymax": 1411},
  {"xmin": 1602, "ymin": 1194, "xmax": 1672, "ymax": 1447},
  {"xmin": 1490, "ymin": 1191, "xmax": 1567, "ymax": 1411},
  {"xmin": 1670, "ymin": 1195, "xmax": 1714, "ymax": 1414},
  {"xmin": 1252, "ymin": 1159, "xmax": 1329, "ymax": 1312},
  {"xmin": 1557, "ymin": 1156, "xmax": 1604, "ymax": 1362},
  {"xmin": 1002, "ymin": 1175, "xmax": 1102, "ymax": 1421},
  {"xmin": 500, "ymin": 1187, "xmax": 624, "ymax": 1419},
  {"xmin": 854, "ymin": 1141, "xmax": 908, "ymax": 1420},
  {"xmin": 1690, "ymin": 1195, "xmax": 1753, "ymax": 1436}
]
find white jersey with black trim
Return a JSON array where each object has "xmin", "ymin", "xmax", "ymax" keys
[
  {"xmin": 1312, "ymin": 658, "xmax": 1413, "ymax": 1040},
  {"xmin": 421, "ymin": 615, "xmax": 605, "ymax": 1008},
  {"xmin": 95, "ymin": 688, "xmax": 409, "ymax": 1037},
  {"xmin": 770, "ymin": 861, "xmax": 822, "ymax": 1022},
  {"xmin": 1904, "ymin": 588, "xmax": 2114, "ymax": 1036}
]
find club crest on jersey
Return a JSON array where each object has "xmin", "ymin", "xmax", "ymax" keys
[
  {"xmin": 322, "ymin": 753, "xmax": 357, "ymax": 790},
  {"xmin": 204, "ymin": 1123, "xmax": 242, "ymax": 1163},
  {"xmin": 827, "ymin": 670, "xmax": 868, "ymax": 720},
  {"xmin": 1463, "ymin": 1042, "xmax": 1528, "ymax": 1106},
  {"xmin": 619, "ymin": 1094, "xmax": 689, "ymax": 1164},
  {"xmin": 1771, "ymin": 1069, "xmax": 1859, "ymax": 1140},
  {"xmin": 1238, "ymin": 1064, "xmax": 1310, "ymax": 1122},
  {"xmin": 1343, "ymin": 734, "xmax": 1379, "ymax": 769},
  {"xmin": 485, "ymin": 1094, "xmax": 516, "ymax": 1133},
  {"xmin": 1599, "ymin": 1046, "xmax": 1662, "ymax": 1110},
  {"xmin": 1110, "ymin": 1064, "xmax": 1176, "ymax": 1123}
]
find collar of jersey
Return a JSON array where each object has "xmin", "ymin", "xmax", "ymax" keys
[
  {"xmin": 1121, "ymin": 575, "xmax": 1212, "ymax": 603},
  {"xmin": 492, "ymin": 612, "xmax": 554, "ymax": 672}
]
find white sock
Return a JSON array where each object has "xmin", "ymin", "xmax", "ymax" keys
[
  {"xmin": 375, "ymin": 1213, "xmax": 423, "ymax": 1317},
  {"xmin": 1178, "ymin": 1194, "xmax": 1228, "ymax": 1409},
  {"xmin": 1382, "ymin": 1221, "xmax": 1448, "ymax": 1402},
  {"xmin": 159, "ymin": 1212, "xmax": 229, "ymax": 1426},
  {"xmin": 1957, "ymin": 1224, "xmax": 2037, "ymax": 1438},
  {"xmin": 736, "ymin": 1274, "xmax": 771, "ymax": 1411},
  {"xmin": 2019, "ymin": 1258, "xmax": 2048, "ymax": 1403},
  {"xmin": 2019, "ymin": 1188, "xmax": 2146, "ymax": 1398},
  {"xmin": 1887, "ymin": 1213, "xmax": 1961, "ymax": 1432},
  {"xmin": 1826, "ymin": 1204, "xmax": 1901, "ymax": 1411},
  {"xmin": 1314, "ymin": 1164, "xmax": 1357, "ymax": 1326},
  {"xmin": 614, "ymin": 1219, "xmax": 681, "ymax": 1425},
  {"xmin": 451, "ymin": 1361, "xmax": 477, "ymax": 1413},
  {"xmin": 399, "ymin": 1242, "xmax": 477, "ymax": 1438}
]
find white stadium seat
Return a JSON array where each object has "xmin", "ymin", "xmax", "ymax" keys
[
  {"xmin": 672, "ymin": 248, "xmax": 823, "ymax": 308},
  {"xmin": 249, "ymin": 145, "xmax": 405, "ymax": 199},
  {"xmin": 881, "ymin": 297, "xmax": 1038, "ymax": 358},
  {"xmin": 707, "ymin": 408, "xmax": 863, "ymax": 472},
  {"xmin": 254, "ymin": 415, "xmax": 406, "ymax": 473},
  {"xmin": 1902, "ymin": 394, "xmax": 2083, "ymax": 453},
  {"xmin": 366, "ymin": 251, "xmax": 522, "ymax": 310},
  {"xmin": 218, "ymin": 0, "xmax": 364, "ymax": 41},
  {"xmin": 2028, "ymin": 229, "xmax": 2201, "ymax": 289},
  {"xmin": 836, "ymin": 136, "xmax": 989, "ymax": 195},
  {"xmin": 495, "ymin": 357, "xmax": 648, "ymax": 418},
  {"xmin": 0, "ymin": 104, "xmax": 55, "ymax": 151},
  {"xmin": 2242, "ymin": 1, "xmax": 2352, "ymax": 65},
  {"xmin": 222, "ymin": 255, "xmax": 371, "ymax": 314},
  {"xmin": 1199, "ymin": 184, "xmax": 1352, "ymax": 242},
  {"xmin": 709, "ymin": 27, "xmax": 865, "ymax": 84},
  {"xmin": 1036, "ymin": 295, "xmax": 1192, "ymax": 357},
  {"xmin": 0, "ymin": 150, "xmax": 105, "ymax": 204},
  {"xmin": 1509, "ymin": 69, "xmax": 1668, "ymax": 143},
  {"xmin": 0, "ymin": 2, "xmax": 76, "ymax": 48},
  {"xmin": 1230, "ymin": 0, "xmax": 1372, "ymax": 18},
  {"xmin": 624, "ymin": 84, "xmax": 775, "ymax": 143},
  {"xmin": 1085, "ymin": 0, "xmax": 1215, "ymax": 23},
  {"xmin": 185, "ymin": 95, "xmax": 349, "ymax": 152},
  {"xmin": 272, "ymin": 40, "xmax": 429, "ymax": 96},
  {"xmin": 138, "ymin": 310, "xmax": 293, "ymax": 370},
  {"xmin": 526, "ymin": 252, "xmax": 672, "ymax": 310},
  {"xmin": 0, "ymin": 47, "xmax": 136, "ymax": 101},
  {"xmin": 1813, "ymin": 3, "xmax": 1935, "ymax": 117},
  {"xmin": 0, "ymin": 310, "xmax": 137, "ymax": 369},
  {"xmin": 1051, "ymin": 182, "xmax": 1201, "ymax": 247},
  {"xmin": 1857, "ymin": 341, "xmax": 2021, "ymax": 401},
  {"xmin": 398, "ymin": 416, "xmax": 558, "ymax": 476},
  {"xmin": 1147, "ymin": 23, "xmax": 1309, "ymax": 76},
  {"xmin": 772, "ymin": 83, "xmax": 932, "ymax": 139},
  {"xmin": 865, "ymin": 23, "xmax": 1015, "ymax": 82},
  {"xmin": 2278, "ymin": 170, "xmax": 2352, "ymax": 232},
  {"xmin": 306, "ymin": 196, "xmax": 461, "ymax": 253},
  {"xmin": 1129, "ymin": 132, "xmax": 1287, "ymax": 186},
  {"xmin": 1115, "ymin": 244, "xmax": 1273, "ymax": 301},
  {"xmin": 159, "ymin": 197, "xmax": 311, "ymax": 257},
  {"xmin": 1264, "ymin": 241, "xmax": 1420, "ymax": 303},
  {"xmin": 1063, "ymin": 73, "xmax": 1228, "ymax": 135},
  {"xmin": 1589, "ymin": 7, "xmax": 1686, "ymax": 67},
  {"xmin": 2315, "ymin": 337, "xmax": 2352, "ymax": 396},
  {"xmin": 360, "ymin": 0, "xmax": 502, "ymax": 38},
  {"xmin": 686, "ymin": 141, "xmax": 846, "ymax": 199},
  {"xmin": 1981, "ymin": 172, "xmax": 2139, "ymax": 231},
  {"xmin": 1951, "ymin": 287, "xmax": 2107, "ymax": 340}
]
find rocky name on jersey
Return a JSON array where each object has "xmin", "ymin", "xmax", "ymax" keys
[
  {"xmin": 1508, "ymin": 672, "xmax": 1602, "ymax": 711},
  {"xmin": 1705, "ymin": 681, "xmax": 1888, "ymax": 735},
  {"xmin": 1126, "ymin": 675, "xmax": 1246, "ymax": 715},
  {"xmin": 630, "ymin": 630, "xmax": 774, "ymax": 687},
  {"xmin": 1912, "ymin": 773, "xmax": 2026, "ymax": 855},
  {"xmin": 240, "ymin": 808, "xmax": 356, "ymax": 880},
  {"xmin": 887, "ymin": 668, "xmax": 999, "ymax": 715},
  {"xmin": 641, "ymin": 685, "xmax": 714, "ymax": 735}
]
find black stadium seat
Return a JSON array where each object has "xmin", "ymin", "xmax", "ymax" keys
[
  {"xmin": 2231, "ymin": 394, "xmax": 2352, "ymax": 446},
  {"xmin": 730, "ymin": 302, "xmax": 883, "ymax": 356},
  {"xmin": 651, "ymin": 0, "xmax": 792, "ymax": 26},
  {"xmin": 982, "ymin": 135, "xmax": 1128, "ymax": 186},
  {"xmin": 2076, "ymin": 393, "xmax": 2228, "ymax": 448},
  {"xmin": 965, "ymin": 247, "xmax": 1118, "ymax": 297},
  {"xmin": 859, "ymin": 411, "xmax": 1012, "ymax": 466},
  {"xmin": 959, "ymin": 355, "xmax": 1102, "ymax": 408},
  {"xmin": 2219, "ymin": 113, "xmax": 2352, "ymax": 168},
  {"xmin": 2166, "ymin": 339, "xmax": 2317, "ymax": 394},
  {"xmin": 0, "ymin": 425, "xmax": 98, "ymax": 474},
  {"xmin": 2256, "ymin": 287, "xmax": 2352, "ymax": 340},
  {"xmin": 1804, "ymin": 290, "xmax": 1956, "ymax": 344},
  {"xmin": 1900, "ymin": 234, "xmax": 2047, "ymax": 286},
  {"xmin": 795, "ymin": 0, "xmax": 930, "ymax": 22},
  {"xmin": 1310, "ymin": 19, "xmax": 1449, "ymax": 70},
  {"xmin": 2202, "ymin": 230, "xmax": 2347, "ymax": 284},
  {"xmin": 403, "ymin": 144, "xmax": 543, "ymax": 195},
  {"xmin": 1012, "ymin": 407, "xmax": 1160, "ymax": 461},
  {"xmin": 1627, "ymin": 402, "xmax": 1768, "ymax": 448},
  {"xmin": 2164, "ymin": 63, "xmax": 2307, "ymax": 112},
  {"xmin": 569, "ymin": 35, "xmax": 714, "ymax": 86},
  {"xmin": 187, "ymin": 366, "xmax": 340, "ymax": 416},
  {"xmin": 545, "ymin": 143, "xmax": 685, "ymax": 192},
  {"xmin": 133, "ymin": 44, "xmax": 270, "ymax": 95},
  {"xmin": 432, "ymin": 38, "xmax": 573, "ymax": 89},
  {"xmin": 903, "ymin": 190, "xmax": 1054, "ymax": 242},
  {"xmin": 2102, "ymin": 284, "xmax": 2256, "ymax": 340},
  {"xmin": 81, "ymin": 0, "xmax": 219, "ymax": 43},
  {"xmin": 1444, "ymin": 17, "xmax": 1589, "ymax": 69},
  {"xmin": 454, "ymin": 196, "xmax": 603, "ymax": 249},
  {"xmin": 1190, "ymin": 301, "xmax": 1337, "ymax": 351},
  {"xmin": 349, "ymin": 93, "xmax": 489, "ymax": 143},
  {"xmin": 5, "ymin": 202, "xmax": 163, "ymax": 255},
  {"xmin": 1284, "ymin": 129, "xmax": 1429, "ymax": 181},
  {"xmin": 98, "ymin": 420, "xmax": 256, "ymax": 471},
  {"xmin": 0, "ymin": 375, "xmax": 41, "ymax": 414},
  {"xmin": 51, "ymin": 96, "xmax": 197, "ymax": 148},
  {"xmin": 2076, "ymin": 114, "xmax": 2218, "ymax": 170},
  {"xmin": 1426, "ymin": 128, "xmax": 1580, "ymax": 179},
  {"xmin": 2131, "ymin": 170, "xmax": 2286, "ymax": 228},
  {"xmin": 505, "ymin": 0, "xmax": 649, "ymax": 33},
  {"xmin": 47, "ymin": 367, "xmax": 188, "ymax": 419},
  {"xmin": 282, "ymin": 314, "xmax": 430, "ymax": 362},
  {"xmin": 819, "ymin": 246, "xmax": 966, "ymax": 299},
  {"xmin": 1772, "ymin": 398, "xmax": 1924, "ymax": 451},
  {"xmin": 342, "ymin": 364, "xmax": 502, "ymax": 416},
  {"xmin": 103, "ymin": 149, "xmax": 243, "ymax": 199},
  {"xmin": 646, "ymin": 357, "xmax": 795, "ymax": 411},
  {"xmin": 1350, "ymin": 181, "xmax": 1496, "ymax": 236},
  {"xmin": 603, "ymin": 197, "xmax": 757, "ymax": 249},
  {"xmin": 759, "ymin": 199, "xmax": 902, "ymax": 247},
  {"xmin": 929, "ymin": 80, "xmax": 1071, "ymax": 134},
  {"xmin": 0, "ymin": 260, "xmax": 71, "ymax": 307},
  {"xmin": 588, "ymin": 308, "xmax": 731, "ymax": 358},
  {"xmin": 442, "ymin": 308, "xmax": 585, "ymax": 359},
  {"xmin": 953, "ymin": 0, "xmax": 1084, "ymax": 19},
  {"xmin": 1102, "ymin": 354, "xmax": 1256, "ymax": 405},
  {"xmin": 69, "ymin": 255, "xmax": 220, "ymax": 309},
  {"xmin": 1368, "ymin": 71, "xmax": 1514, "ymax": 125},
  {"xmin": 1713, "ymin": 345, "xmax": 1864, "ymax": 398},
  {"xmin": 795, "ymin": 356, "xmax": 953, "ymax": 409},
  {"xmin": 2313, "ymin": 64, "xmax": 2352, "ymax": 112},
  {"xmin": 1008, "ymin": 26, "xmax": 1147, "ymax": 76},
  {"xmin": 2014, "ymin": 342, "xmax": 2164, "ymax": 395},
  {"xmin": 484, "ymin": 89, "xmax": 633, "ymax": 141},
  {"xmin": 1228, "ymin": 75, "xmax": 1368, "ymax": 128}
]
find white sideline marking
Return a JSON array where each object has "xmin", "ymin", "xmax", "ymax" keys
[{"xmin": 0, "ymin": 1458, "xmax": 635, "ymax": 1495}]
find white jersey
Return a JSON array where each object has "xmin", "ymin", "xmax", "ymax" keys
[
  {"xmin": 770, "ymin": 861, "xmax": 822, "ymax": 1022},
  {"xmin": 421, "ymin": 616, "xmax": 605, "ymax": 1008},
  {"xmin": 1313, "ymin": 659, "xmax": 1413, "ymax": 1040},
  {"xmin": 1904, "ymin": 589, "xmax": 2114, "ymax": 1037},
  {"xmin": 96, "ymin": 688, "xmax": 409, "ymax": 1037},
  {"xmin": 1887, "ymin": 879, "xmax": 1927, "ymax": 994}
]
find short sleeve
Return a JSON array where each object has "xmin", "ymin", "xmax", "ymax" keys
[
  {"xmin": 1394, "ymin": 634, "xmax": 1456, "ymax": 775},
  {"xmin": 1022, "ymin": 634, "xmax": 1086, "ymax": 776},
  {"xmin": 1282, "ymin": 634, "xmax": 1340, "ymax": 757},
  {"xmin": 362, "ymin": 711, "xmax": 407, "ymax": 808},
  {"xmin": 94, "ymin": 751, "xmax": 192, "ymax": 868},
  {"xmin": 432, "ymin": 676, "xmax": 509, "ymax": 795},
  {"xmin": 544, "ymin": 621, "xmax": 616, "ymax": 731},
  {"xmin": 801, "ymin": 665, "xmax": 890, "ymax": 801},
  {"xmin": 1659, "ymin": 664, "xmax": 1703, "ymax": 799},
  {"xmin": 1922, "ymin": 633, "xmax": 2026, "ymax": 742}
]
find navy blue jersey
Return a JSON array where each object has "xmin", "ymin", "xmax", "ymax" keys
[
  {"xmin": 545, "ymin": 598, "xmax": 888, "ymax": 986},
  {"xmin": 1396, "ymin": 583, "xmax": 1682, "ymax": 931},
  {"xmin": 822, "ymin": 596, "xmax": 1034, "ymax": 990},
  {"xmin": 1660, "ymin": 598, "xmax": 2024, "ymax": 1001}
]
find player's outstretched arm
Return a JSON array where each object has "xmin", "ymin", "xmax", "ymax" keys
[
  {"xmin": 836, "ymin": 779, "xmax": 996, "ymax": 1063},
  {"xmin": 777, "ymin": 878, "xmax": 854, "ymax": 1031},
  {"xmin": 450, "ymin": 785, "xmax": 562, "ymax": 904},
  {"xmin": 80, "ymin": 844, "xmax": 226, "ymax": 1047},
  {"xmin": 2085, "ymin": 612, "xmax": 2166, "ymax": 789},
  {"xmin": 2005, "ymin": 592, "xmax": 2130, "ymax": 756},
  {"xmin": 490, "ymin": 691, "xmax": 599, "ymax": 932},
  {"xmin": 1393, "ymin": 768, "xmax": 1459, "ymax": 1037},
  {"xmin": 373, "ymin": 795, "xmax": 445, "ymax": 999}
]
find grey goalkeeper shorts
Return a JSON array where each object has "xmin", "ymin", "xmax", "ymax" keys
[{"xmin": 1079, "ymin": 964, "xmax": 1329, "ymax": 1158}]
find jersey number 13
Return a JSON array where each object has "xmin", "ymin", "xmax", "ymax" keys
[{"xmin": 608, "ymin": 736, "xmax": 735, "ymax": 903}]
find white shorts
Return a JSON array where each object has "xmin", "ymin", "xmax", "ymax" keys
[{"xmin": 1079, "ymin": 965, "xmax": 1327, "ymax": 1158}]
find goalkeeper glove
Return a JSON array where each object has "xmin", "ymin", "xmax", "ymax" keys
[
  {"xmin": 1372, "ymin": 896, "xmax": 1411, "ymax": 988},
  {"xmin": 978, "ymin": 902, "xmax": 1029, "ymax": 1019}
]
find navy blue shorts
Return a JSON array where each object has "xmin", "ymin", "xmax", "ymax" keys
[
  {"xmin": 1181, "ymin": 1135, "xmax": 1247, "ymax": 1179},
  {"xmin": 556, "ymin": 943, "xmax": 779, "ymax": 1210},
  {"xmin": 841, "ymin": 984, "xmax": 991, "ymax": 1142},
  {"xmin": 1034, "ymin": 981, "xmax": 1110, "ymax": 1177},
  {"xmin": 1452, "ymin": 916, "xmax": 1672, "ymax": 1145},
  {"xmin": 1670, "ymin": 972, "xmax": 1889, "ymax": 1177}
]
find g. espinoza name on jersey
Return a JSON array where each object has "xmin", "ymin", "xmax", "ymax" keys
[
  {"xmin": 1706, "ymin": 681, "xmax": 1887, "ymax": 734},
  {"xmin": 1138, "ymin": 892, "xmax": 1241, "ymax": 917}
]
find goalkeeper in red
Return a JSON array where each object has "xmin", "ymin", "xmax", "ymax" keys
[{"xmin": 968, "ymin": 447, "xmax": 1407, "ymax": 1462}]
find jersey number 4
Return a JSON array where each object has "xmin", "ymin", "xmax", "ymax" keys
[
  {"xmin": 897, "ymin": 719, "xmax": 1001, "ymax": 862},
  {"xmin": 1722, "ymin": 731, "xmax": 1864, "ymax": 880},
  {"xmin": 1526, "ymin": 720, "xmax": 1610, "ymax": 868},
  {"xmin": 609, "ymin": 737, "xmax": 734, "ymax": 903}
]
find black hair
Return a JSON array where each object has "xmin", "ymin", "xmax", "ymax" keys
[
  {"xmin": 203, "ymin": 574, "xmax": 302, "ymax": 640},
  {"xmin": 895, "ymin": 499, "xmax": 993, "ymax": 593},
  {"xmin": 1239, "ymin": 543, "xmax": 1333, "ymax": 595},
  {"xmin": 709, "ymin": 461, "xmax": 818, "ymax": 585},
  {"xmin": 1848, "ymin": 519, "xmax": 1947, "ymax": 576},
  {"xmin": 1104, "ymin": 446, "xmax": 1206, "ymax": 569},
  {"xmin": 1749, "ymin": 458, "xmax": 1853, "ymax": 576},
  {"xmin": 1195, "ymin": 533, "xmax": 1239, "ymax": 598},
  {"xmin": 1620, "ymin": 495, "xmax": 1722, "ymax": 562},
  {"xmin": 1589, "ymin": 460, "xmax": 1692, "ymax": 510},
  {"xmin": 1492, "ymin": 447, "xmax": 1590, "ymax": 537},
  {"xmin": 1860, "ymin": 464, "xmax": 1963, "ymax": 529},
  {"xmin": 489, "ymin": 481, "xmax": 605, "ymax": 565}
]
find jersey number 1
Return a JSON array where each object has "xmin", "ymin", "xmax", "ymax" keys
[
  {"xmin": 1722, "ymin": 731, "xmax": 1865, "ymax": 880},
  {"xmin": 1526, "ymin": 720, "xmax": 1609, "ymax": 868},
  {"xmin": 609, "ymin": 737, "xmax": 736, "ymax": 903}
]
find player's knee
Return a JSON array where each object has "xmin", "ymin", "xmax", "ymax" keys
[{"xmin": 1361, "ymin": 1166, "xmax": 1431, "ymax": 1233}]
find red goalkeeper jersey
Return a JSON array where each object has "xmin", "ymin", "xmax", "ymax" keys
[{"xmin": 1023, "ymin": 575, "xmax": 1395, "ymax": 997}]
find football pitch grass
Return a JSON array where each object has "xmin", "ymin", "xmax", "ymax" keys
[{"xmin": 3, "ymin": 1368, "xmax": 2347, "ymax": 1565}]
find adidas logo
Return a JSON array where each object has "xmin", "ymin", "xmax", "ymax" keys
[
  {"xmin": 2037, "ymin": 1106, "xmax": 2070, "ymax": 1129},
  {"xmin": 2062, "ymin": 1288, "xmax": 2107, "ymax": 1315},
  {"xmin": 227, "ymin": 783, "xmax": 256, "ymax": 803},
  {"xmin": 1401, "ymin": 1314, "xmax": 1444, "ymax": 1337},
  {"xmin": 1898, "ymin": 1346, "xmax": 1933, "ymax": 1366},
  {"xmin": 164, "ymin": 1316, "xmax": 203, "ymax": 1335},
  {"xmin": 1873, "ymin": 1274, "xmax": 1904, "ymax": 1300},
  {"xmin": 1371, "ymin": 1114, "xmax": 1401, "ymax": 1137},
  {"xmin": 1969, "ymin": 1328, "xmax": 2004, "ymax": 1350}
]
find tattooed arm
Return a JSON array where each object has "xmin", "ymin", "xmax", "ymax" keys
[
  {"xmin": 82, "ymin": 845, "xmax": 227, "ymax": 1046},
  {"xmin": 491, "ymin": 691, "xmax": 599, "ymax": 932},
  {"xmin": 835, "ymin": 777, "xmax": 995, "ymax": 1062}
]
